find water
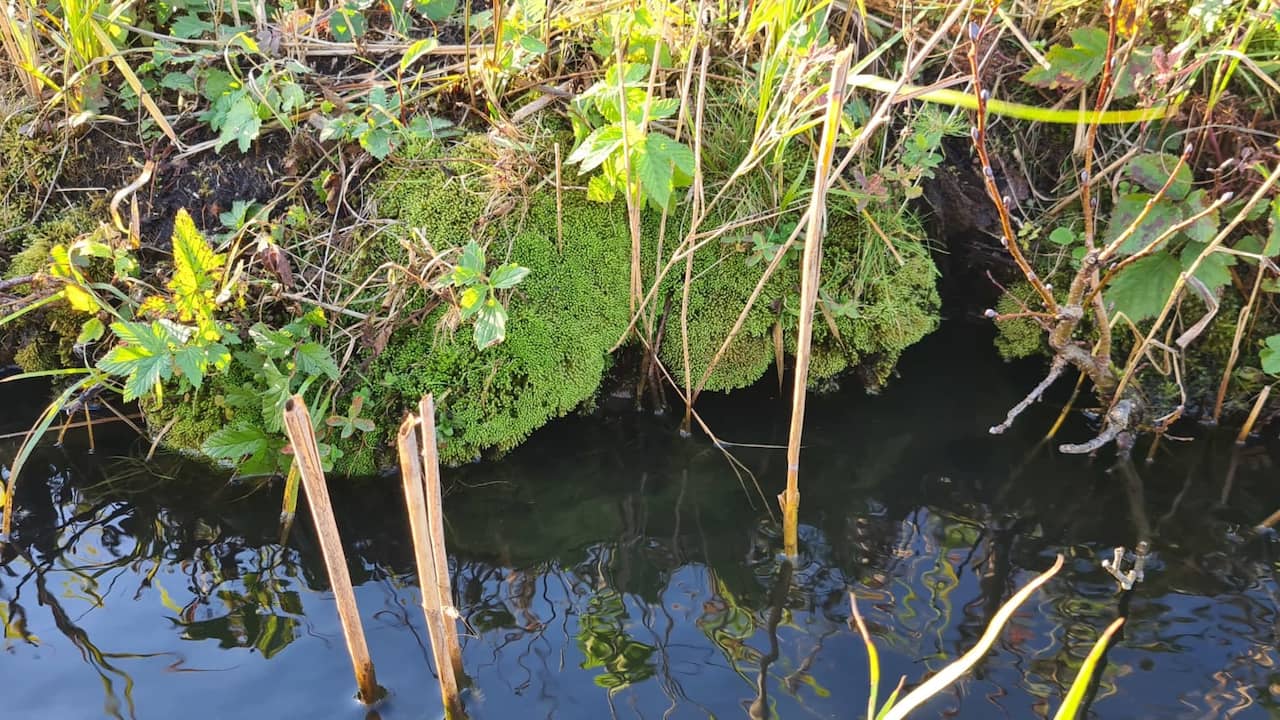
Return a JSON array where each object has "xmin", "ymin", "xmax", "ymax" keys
[{"xmin": 4, "ymin": 326, "xmax": 1280, "ymax": 719}]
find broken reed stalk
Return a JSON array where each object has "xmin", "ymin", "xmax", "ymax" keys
[
  {"xmin": 781, "ymin": 47, "xmax": 852, "ymax": 558},
  {"xmin": 1236, "ymin": 385, "xmax": 1271, "ymax": 445},
  {"xmin": 397, "ymin": 395, "xmax": 464, "ymax": 718},
  {"xmin": 281, "ymin": 395, "xmax": 380, "ymax": 705}
]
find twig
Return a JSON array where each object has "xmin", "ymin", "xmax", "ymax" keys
[{"xmin": 990, "ymin": 356, "xmax": 1067, "ymax": 434}]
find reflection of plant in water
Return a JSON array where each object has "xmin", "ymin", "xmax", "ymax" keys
[
  {"xmin": 576, "ymin": 587, "xmax": 657, "ymax": 689},
  {"xmin": 175, "ymin": 549, "xmax": 305, "ymax": 660}
]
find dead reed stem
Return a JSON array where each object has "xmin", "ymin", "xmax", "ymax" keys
[
  {"xmin": 781, "ymin": 47, "xmax": 852, "ymax": 558},
  {"xmin": 397, "ymin": 395, "xmax": 465, "ymax": 718},
  {"xmin": 281, "ymin": 395, "xmax": 380, "ymax": 704}
]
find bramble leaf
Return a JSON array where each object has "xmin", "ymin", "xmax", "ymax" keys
[
  {"xmin": 1022, "ymin": 27, "xmax": 1108, "ymax": 90},
  {"xmin": 1104, "ymin": 251, "xmax": 1181, "ymax": 321}
]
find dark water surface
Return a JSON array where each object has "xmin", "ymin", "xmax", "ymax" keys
[{"xmin": 4, "ymin": 326, "xmax": 1280, "ymax": 720}]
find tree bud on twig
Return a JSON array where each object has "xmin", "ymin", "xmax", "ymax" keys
[
  {"xmin": 1002, "ymin": 195, "xmax": 1013, "ymax": 208},
  {"xmin": 1080, "ymin": 169, "xmax": 1090, "ymax": 183},
  {"xmin": 1183, "ymin": 143, "xmax": 1194, "ymax": 156},
  {"xmin": 968, "ymin": 22, "xmax": 980, "ymax": 41},
  {"xmin": 980, "ymin": 89, "xmax": 990, "ymax": 102},
  {"xmin": 970, "ymin": 127, "xmax": 979, "ymax": 141},
  {"xmin": 984, "ymin": 308, "xmax": 997, "ymax": 319},
  {"xmin": 1221, "ymin": 191, "xmax": 1235, "ymax": 201},
  {"xmin": 983, "ymin": 165, "xmax": 994, "ymax": 178}
]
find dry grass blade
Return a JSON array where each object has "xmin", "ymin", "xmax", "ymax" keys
[
  {"xmin": 880, "ymin": 554, "xmax": 1065, "ymax": 720},
  {"xmin": 781, "ymin": 46, "xmax": 853, "ymax": 557}
]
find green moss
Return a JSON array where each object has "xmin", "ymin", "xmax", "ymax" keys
[
  {"xmin": 993, "ymin": 282, "xmax": 1046, "ymax": 362},
  {"xmin": 367, "ymin": 143, "xmax": 634, "ymax": 465},
  {"xmin": 355, "ymin": 131, "xmax": 941, "ymax": 466}
]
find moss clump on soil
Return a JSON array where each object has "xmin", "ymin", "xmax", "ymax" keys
[
  {"xmin": 355, "ymin": 135, "xmax": 941, "ymax": 466},
  {"xmin": 993, "ymin": 281, "xmax": 1046, "ymax": 362},
  {"xmin": 660, "ymin": 208, "xmax": 940, "ymax": 392},
  {"xmin": 366, "ymin": 141, "xmax": 634, "ymax": 465}
]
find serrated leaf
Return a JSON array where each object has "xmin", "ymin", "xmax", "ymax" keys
[
  {"xmin": 1105, "ymin": 251, "xmax": 1181, "ymax": 321},
  {"xmin": 359, "ymin": 125, "xmax": 395, "ymax": 159},
  {"xmin": 202, "ymin": 423, "xmax": 270, "ymax": 459},
  {"xmin": 1106, "ymin": 193, "xmax": 1183, "ymax": 255},
  {"xmin": 1180, "ymin": 244, "xmax": 1236, "ymax": 293},
  {"xmin": 97, "ymin": 321, "xmax": 176, "ymax": 403},
  {"xmin": 647, "ymin": 97, "xmax": 679, "ymax": 120},
  {"xmin": 489, "ymin": 263, "xmax": 529, "ymax": 289},
  {"xmin": 1181, "ymin": 190, "xmax": 1220, "ymax": 243},
  {"xmin": 645, "ymin": 133, "xmax": 695, "ymax": 176},
  {"xmin": 250, "ymin": 322, "xmax": 296, "ymax": 359},
  {"xmin": 473, "ymin": 301, "xmax": 507, "ymax": 349},
  {"xmin": 260, "ymin": 360, "xmax": 291, "ymax": 433},
  {"xmin": 586, "ymin": 174, "xmax": 616, "ymax": 203},
  {"xmin": 77, "ymin": 317, "xmax": 105, "ymax": 345},
  {"xmin": 295, "ymin": 341, "xmax": 340, "ymax": 380},
  {"xmin": 1127, "ymin": 153, "xmax": 1192, "ymax": 201},
  {"xmin": 160, "ymin": 72, "xmax": 197, "ymax": 93},
  {"xmin": 175, "ymin": 345, "xmax": 208, "ymax": 389},
  {"xmin": 216, "ymin": 95, "xmax": 261, "ymax": 153},
  {"xmin": 567, "ymin": 125, "xmax": 624, "ymax": 174},
  {"xmin": 169, "ymin": 209, "xmax": 225, "ymax": 323},
  {"xmin": 1021, "ymin": 27, "xmax": 1107, "ymax": 90},
  {"xmin": 632, "ymin": 136, "xmax": 673, "ymax": 209}
]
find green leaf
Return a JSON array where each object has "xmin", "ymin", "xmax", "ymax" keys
[
  {"xmin": 473, "ymin": 300, "xmax": 508, "ymax": 349},
  {"xmin": 645, "ymin": 133, "xmax": 695, "ymax": 176},
  {"xmin": 169, "ymin": 209, "xmax": 225, "ymax": 323},
  {"xmin": 1181, "ymin": 190, "xmax": 1220, "ymax": 243},
  {"xmin": 400, "ymin": 38, "xmax": 439, "ymax": 73},
  {"xmin": 567, "ymin": 125, "xmax": 624, "ymax": 174},
  {"xmin": 1180, "ymin": 245, "xmax": 1236, "ymax": 293},
  {"xmin": 647, "ymin": 97, "xmax": 679, "ymax": 120},
  {"xmin": 171, "ymin": 14, "xmax": 214, "ymax": 39},
  {"xmin": 160, "ymin": 72, "xmax": 197, "ymax": 93},
  {"xmin": 250, "ymin": 322, "xmax": 297, "ymax": 359},
  {"xmin": 97, "ymin": 321, "xmax": 176, "ymax": 402},
  {"xmin": 173, "ymin": 344, "xmax": 206, "ymax": 389},
  {"xmin": 260, "ymin": 360, "xmax": 291, "ymax": 433},
  {"xmin": 459, "ymin": 286, "xmax": 484, "ymax": 319},
  {"xmin": 331, "ymin": 5, "xmax": 367, "ymax": 41},
  {"xmin": 1106, "ymin": 193, "xmax": 1183, "ymax": 255},
  {"xmin": 216, "ymin": 95, "xmax": 261, "ymax": 153},
  {"xmin": 359, "ymin": 125, "xmax": 395, "ymax": 160},
  {"xmin": 1105, "ymin": 251, "xmax": 1182, "ymax": 321},
  {"xmin": 1049, "ymin": 227, "xmax": 1076, "ymax": 246},
  {"xmin": 632, "ymin": 136, "xmax": 673, "ymax": 209},
  {"xmin": 77, "ymin": 317, "xmax": 105, "ymax": 345},
  {"xmin": 295, "ymin": 342, "xmax": 340, "ymax": 381},
  {"xmin": 202, "ymin": 423, "xmax": 270, "ymax": 460},
  {"xmin": 1261, "ymin": 335, "xmax": 1280, "ymax": 375},
  {"xmin": 586, "ymin": 174, "xmax": 616, "ymax": 203},
  {"xmin": 1127, "ymin": 153, "xmax": 1192, "ymax": 201},
  {"xmin": 489, "ymin": 263, "xmax": 530, "ymax": 289},
  {"xmin": 518, "ymin": 35, "xmax": 547, "ymax": 54},
  {"xmin": 1021, "ymin": 27, "xmax": 1108, "ymax": 90},
  {"xmin": 457, "ymin": 241, "xmax": 485, "ymax": 279},
  {"xmin": 414, "ymin": 0, "xmax": 458, "ymax": 21}
]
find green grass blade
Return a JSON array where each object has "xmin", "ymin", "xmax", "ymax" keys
[
  {"xmin": 874, "ymin": 676, "xmax": 907, "ymax": 720},
  {"xmin": 1052, "ymin": 617, "xmax": 1125, "ymax": 720},
  {"xmin": 847, "ymin": 74, "xmax": 1174, "ymax": 124}
]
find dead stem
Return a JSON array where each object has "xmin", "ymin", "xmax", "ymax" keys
[{"xmin": 990, "ymin": 356, "xmax": 1067, "ymax": 434}]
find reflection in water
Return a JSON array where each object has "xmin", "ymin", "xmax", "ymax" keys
[{"xmin": 4, "ymin": 328, "xmax": 1280, "ymax": 719}]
